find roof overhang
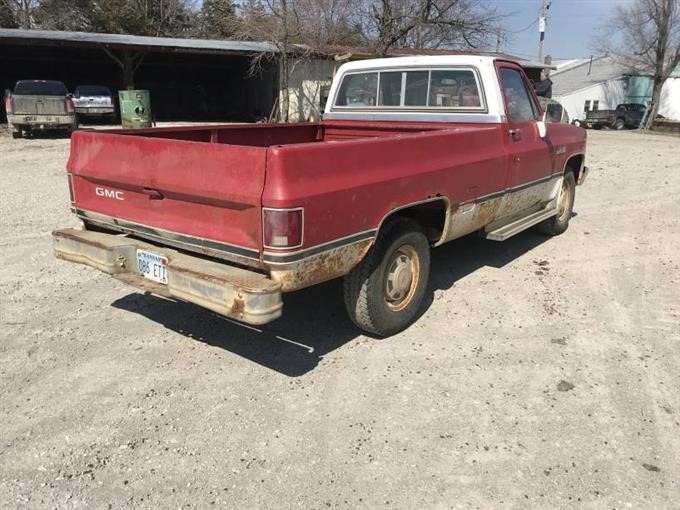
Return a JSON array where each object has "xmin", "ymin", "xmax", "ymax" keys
[{"xmin": 0, "ymin": 28, "xmax": 279, "ymax": 56}]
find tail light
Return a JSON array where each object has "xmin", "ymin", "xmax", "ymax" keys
[
  {"xmin": 4, "ymin": 96, "xmax": 11, "ymax": 114},
  {"xmin": 66, "ymin": 98, "xmax": 74, "ymax": 113},
  {"xmin": 263, "ymin": 208, "xmax": 303, "ymax": 249}
]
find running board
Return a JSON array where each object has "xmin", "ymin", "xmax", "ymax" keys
[{"xmin": 484, "ymin": 207, "xmax": 558, "ymax": 241}]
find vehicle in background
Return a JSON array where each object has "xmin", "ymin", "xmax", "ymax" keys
[
  {"xmin": 72, "ymin": 85, "xmax": 116, "ymax": 122},
  {"xmin": 584, "ymin": 103, "xmax": 647, "ymax": 130},
  {"xmin": 53, "ymin": 56, "xmax": 588, "ymax": 337},
  {"xmin": 4, "ymin": 80, "xmax": 77, "ymax": 138},
  {"xmin": 539, "ymin": 98, "xmax": 570, "ymax": 124}
]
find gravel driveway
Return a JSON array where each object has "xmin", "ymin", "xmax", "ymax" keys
[{"xmin": 1, "ymin": 128, "xmax": 678, "ymax": 509}]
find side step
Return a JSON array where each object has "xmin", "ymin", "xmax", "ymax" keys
[{"xmin": 484, "ymin": 207, "xmax": 558, "ymax": 241}]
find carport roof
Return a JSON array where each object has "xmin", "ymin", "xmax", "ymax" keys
[{"xmin": 0, "ymin": 28, "xmax": 278, "ymax": 55}]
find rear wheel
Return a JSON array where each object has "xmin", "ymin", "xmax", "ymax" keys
[
  {"xmin": 536, "ymin": 171, "xmax": 576, "ymax": 236},
  {"xmin": 7, "ymin": 122, "xmax": 21, "ymax": 138},
  {"xmin": 343, "ymin": 217, "xmax": 430, "ymax": 337},
  {"xmin": 613, "ymin": 118, "xmax": 625, "ymax": 130}
]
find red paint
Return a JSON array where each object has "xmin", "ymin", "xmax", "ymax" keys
[{"xmin": 67, "ymin": 94, "xmax": 585, "ymax": 259}]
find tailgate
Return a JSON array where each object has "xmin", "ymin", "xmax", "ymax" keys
[
  {"xmin": 11, "ymin": 95, "xmax": 67, "ymax": 115},
  {"xmin": 586, "ymin": 111, "xmax": 612, "ymax": 120},
  {"xmin": 67, "ymin": 130, "xmax": 267, "ymax": 261}
]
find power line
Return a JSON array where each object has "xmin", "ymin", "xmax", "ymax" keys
[{"xmin": 507, "ymin": 17, "xmax": 539, "ymax": 34}]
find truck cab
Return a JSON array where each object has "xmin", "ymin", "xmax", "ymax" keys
[{"xmin": 53, "ymin": 55, "xmax": 587, "ymax": 336}]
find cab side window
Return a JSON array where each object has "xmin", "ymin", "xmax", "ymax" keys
[
  {"xmin": 335, "ymin": 73, "xmax": 378, "ymax": 107},
  {"xmin": 499, "ymin": 67, "xmax": 538, "ymax": 122}
]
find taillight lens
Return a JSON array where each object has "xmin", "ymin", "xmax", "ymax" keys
[
  {"xmin": 66, "ymin": 98, "xmax": 74, "ymax": 113},
  {"xmin": 263, "ymin": 208, "xmax": 303, "ymax": 248},
  {"xmin": 4, "ymin": 96, "xmax": 12, "ymax": 114}
]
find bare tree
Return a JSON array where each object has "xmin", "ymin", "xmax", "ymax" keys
[
  {"xmin": 1, "ymin": 0, "xmax": 40, "ymax": 28},
  {"xmin": 236, "ymin": 0, "xmax": 358, "ymax": 122},
  {"xmin": 355, "ymin": 0, "xmax": 497, "ymax": 56},
  {"xmin": 35, "ymin": 0, "xmax": 196, "ymax": 36},
  {"xmin": 598, "ymin": 0, "xmax": 680, "ymax": 129}
]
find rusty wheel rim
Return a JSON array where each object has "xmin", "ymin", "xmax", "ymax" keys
[
  {"xmin": 384, "ymin": 244, "xmax": 420, "ymax": 312},
  {"xmin": 556, "ymin": 177, "xmax": 573, "ymax": 223}
]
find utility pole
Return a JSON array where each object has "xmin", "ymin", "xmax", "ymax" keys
[
  {"xmin": 496, "ymin": 26, "xmax": 502, "ymax": 53},
  {"xmin": 538, "ymin": 0, "xmax": 551, "ymax": 63}
]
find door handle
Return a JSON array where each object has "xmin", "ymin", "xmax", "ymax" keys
[
  {"xmin": 509, "ymin": 128, "xmax": 521, "ymax": 141},
  {"xmin": 141, "ymin": 187, "xmax": 164, "ymax": 200}
]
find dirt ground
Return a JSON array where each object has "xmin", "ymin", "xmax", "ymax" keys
[{"xmin": 1, "ymin": 127, "xmax": 678, "ymax": 509}]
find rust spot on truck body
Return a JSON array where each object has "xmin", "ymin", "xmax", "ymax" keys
[{"xmin": 269, "ymin": 239, "xmax": 374, "ymax": 292}]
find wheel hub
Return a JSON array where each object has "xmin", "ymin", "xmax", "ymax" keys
[{"xmin": 384, "ymin": 245, "xmax": 420, "ymax": 311}]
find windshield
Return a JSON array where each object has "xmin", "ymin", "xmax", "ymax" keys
[
  {"xmin": 13, "ymin": 80, "xmax": 67, "ymax": 96},
  {"xmin": 75, "ymin": 85, "xmax": 111, "ymax": 97}
]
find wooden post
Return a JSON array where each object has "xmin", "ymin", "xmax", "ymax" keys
[{"xmin": 103, "ymin": 48, "xmax": 146, "ymax": 90}]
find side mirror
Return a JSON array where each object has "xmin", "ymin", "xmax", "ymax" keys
[{"xmin": 536, "ymin": 120, "xmax": 547, "ymax": 138}]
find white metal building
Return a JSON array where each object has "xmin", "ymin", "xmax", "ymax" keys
[{"xmin": 551, "ymin": 57, "xmax": 680, "ymax": 122}]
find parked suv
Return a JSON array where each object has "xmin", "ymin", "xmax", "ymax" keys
[{"xmin": 4, "ymin": 80, "xmax": 77, "ymax": 138}]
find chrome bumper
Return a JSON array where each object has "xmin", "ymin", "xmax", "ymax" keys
[
  {"xmin": 53, "ymin": 228, "xmax": 282, "ymax": 325},
  {"xmin": 8, "ymin": 113, "xmax": 75, "ymax": 128}
]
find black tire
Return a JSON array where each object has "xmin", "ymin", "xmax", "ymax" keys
[
  {"xmin": 536, "ymin": 171, "xmax": 576, "ymax": 236},
  {"xmin": 613, "ymin": 118, "xmax": 625, "ymax": 130},
  {"xmin": 11, "ymin": 130, "xmax": 22, "ymax": 139},
  {"xmin": 343, "ymin": 217, "xmax": 430, "ymax": 337}
]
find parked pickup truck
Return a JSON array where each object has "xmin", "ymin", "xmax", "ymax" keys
[
  {"xmin": 585, "ymin": 103, "xmax": 646, "ymax": 130},
  {"xmin": 53, "ymin": 56, "xmax": 588, "ymax": 336},
  {"xmin": 72, "ymin": 85, "xmax": 116, "ymax": 121},
  {"xmin": 5, "ymin": 80, "xmax": 77, "ymax": 138}
]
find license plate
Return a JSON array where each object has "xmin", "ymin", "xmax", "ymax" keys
[
  {"xmin": 136, "ymin": 250, "xmax": 168, "ymax": 285},
  {"xmin": 23, "ymin": 116, "xmax": 37, "ymax": 122}
]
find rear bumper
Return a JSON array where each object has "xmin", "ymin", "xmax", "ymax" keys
[
  {"xmin": 75, "ymin": 107, "xmax": 115, "ymax": 115},
  {"xmin": 584, "ymin": 120, "xmax": 610, "ymax": 128},
  {"xmin": 53, "ymin": 228, "xmax": 283, "ymax": 325},
  {"xmin": 8, "ymin": 113, "xmax": 75, "ymax": 129}
]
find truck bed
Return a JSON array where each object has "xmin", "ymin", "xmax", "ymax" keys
[
  {"xmin": 68, "ymin": 121, "xmax": 498, "ymax": 269},
  {"xmin": 109, "ymin": 121, "xmax": 440, "ymax": 145}
]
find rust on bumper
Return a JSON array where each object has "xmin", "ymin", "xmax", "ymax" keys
[{"xmin": 53, "ymin": 228, "xmax": 282, "ymax": 325}]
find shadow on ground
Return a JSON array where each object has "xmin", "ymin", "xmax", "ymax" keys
[{"xmin": 112, "ymin": 230, "xmax": 549, "ymax": 377}]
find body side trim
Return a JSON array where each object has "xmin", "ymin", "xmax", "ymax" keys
[
  {"xmin": 263, "ymin": 229, "xmax": 377, "ymax": 263},
  {"xmin": 76, "ymin": 209, "xmax": 261, "ymax": 259}
]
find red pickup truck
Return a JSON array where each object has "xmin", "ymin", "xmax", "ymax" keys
[{"xmin": 53, "ymin": 56, "xmax": 587, "ymax": 336}]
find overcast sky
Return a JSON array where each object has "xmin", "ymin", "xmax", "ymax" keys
[{"xmin": 488, "ymin": 0, "xmax": 625, "ymax": 61}]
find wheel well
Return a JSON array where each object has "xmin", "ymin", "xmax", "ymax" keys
[
  {"xmin": 565, "ymin": 154, "xmax": 584, "ymax": 182},
  {"xmin": 385, "ymin": 199, "xmax": 448, "ymax": 243}
]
